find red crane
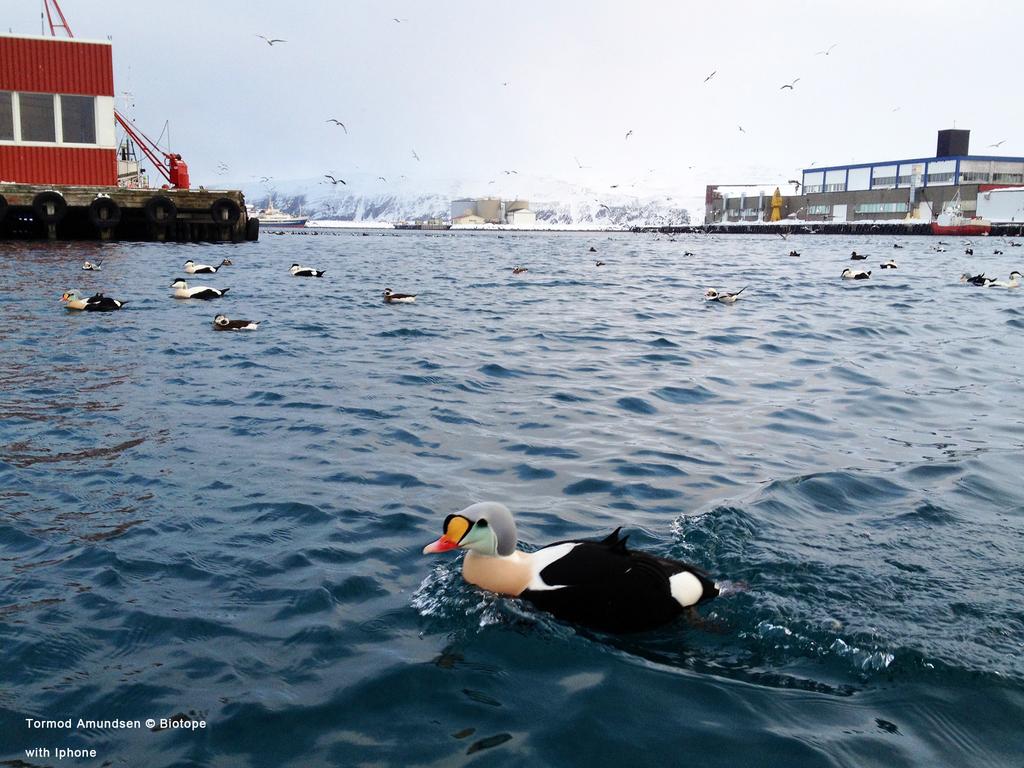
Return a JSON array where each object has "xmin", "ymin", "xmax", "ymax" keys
[{"xmin": 43, "ymin": 0, "xmax": 189, "ymax": 188}]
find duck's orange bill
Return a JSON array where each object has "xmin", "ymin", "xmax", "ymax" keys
[{"xmin": 422, "ymin": 535, "xmax": 458, "ymax": 554}]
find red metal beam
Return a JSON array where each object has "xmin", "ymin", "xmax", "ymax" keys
[
  {"xmin": 44, "ymin": 0, "xmax": 74, "ymax": 38},
  {"xmin": 115, "ymin": 112, "xmax": 172, "ymax": 184}
]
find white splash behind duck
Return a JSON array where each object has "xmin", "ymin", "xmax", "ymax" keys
[
  {"xmin": 170, "ymin": 279, "xmax": 229, "ymax": 299},
  {"xmin": 423, "ymin": 502, "xmax": 718, "ymax": 633}
]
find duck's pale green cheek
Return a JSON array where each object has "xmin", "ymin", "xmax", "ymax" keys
[{"xmin": 460, "ymin": 527, "xmax": 498, "ymax": 555}]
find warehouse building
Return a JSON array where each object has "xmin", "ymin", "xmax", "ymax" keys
[
  {"xmin": 707, "ymin": 129, "xmax": 1024, "ymax": 225},
  {"xmin": 449, "ymin": 197, "xmax": 534, "ymax": 225}
]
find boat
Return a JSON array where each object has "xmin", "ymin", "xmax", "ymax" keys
[
  {"xmin": 931, "ymin": 191, "xmax": 991, "ymax": 236},
  {"xmin": 252, "ymin": 194, "xmax": 307, "ymax": 227}
]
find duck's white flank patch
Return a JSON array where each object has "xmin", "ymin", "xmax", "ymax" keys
[
  {"xmin": 669, "ymin": 571, "xmax": 704, "ymax": 607},
  {"xmin": 525, "ymin": 542, "xmax": 579, "ymax": 591}
]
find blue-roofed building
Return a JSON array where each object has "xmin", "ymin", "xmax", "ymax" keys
[{"xmin": 708, "ymin": 130, "xmax": 1024, "ymax": 225}]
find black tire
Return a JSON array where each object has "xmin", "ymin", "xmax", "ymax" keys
[
  {"xmin": 246, "ymin": 216, "xmax": 260, "ymax": 241},
  {"xmin": 32, "ymin": 191, "xmax": 68, "ymax": 224},
  {"xmin": 144, "ymin": 195, "xmax": 177, "ymax": 225},
  {"xmin": 210, "ymin": 198, "xmax": 241, "ymax": 225},
  {"xmin": 88, "ymin": 197, "xmax": 122, "ymax": 229},
  {"xmin": 0, "ymin": 194, "xmax": 7, "ymax": 223}
]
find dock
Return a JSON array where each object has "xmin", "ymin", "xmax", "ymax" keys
[
  {"xmin": 632, "ymin": 222, "xmax": 1024, "ymax": 237},
  {"xmin": 0, "ymin": 184, "xmax": 259, "ymax": 243}
]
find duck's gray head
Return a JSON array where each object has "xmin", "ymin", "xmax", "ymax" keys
[{"xmin": 422, "ymin": 502, "xmax": 518, "ymax": 557}]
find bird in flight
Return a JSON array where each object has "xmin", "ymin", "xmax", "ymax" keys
[
  {"xmin": 891, "ymin": 106, "xmax": 901, "ymax": 112},
  {"xmin": 503, "ymin": 170, "xmax": 518, "ymax": 175},
  {"xmin": 609, "ymin": 184, "xmax": 619, "ymax": 188},
  {"xmin": 256, "ymin": 35, "xmax": 286, "ymax": 46},
  {"xmin": 326, "ymin": 119, "xmax": 347, "ymax": 133},
  {"xmin": 989, "ymin": 139, "xmax": 1006, "ymax": 148},
  {"xmin": 738, "ymin": 125, "xmax": 746, "ymax": 133},
  {"xmin": 258, "ymin": 176, "xmax": 272, "ymax": 183},
  {"xmin": 324, "ymin": 175, "xmax": 346, "ymax": 185},
  {"xmin": 815, "ymin": 44, "xmax": 837, "ymax": 55},
  {"xmin": 377, "ymin": 176, "xmax": 387, "ymax": 182},
  {"xmin": 704, "ymin": 71, "xmax": 716, "ymax": 82},
  {"xmin": 411, "ymin": 149, "xmax": 420, "ymax": 161},
  {"xmin": 502, "ymin": 81, "xmax": 510, "ymax": 86},
  {"xmin": 780, "ymin": 78, "xmax": 800, "ymax": 90},
  {"xmin": 787, "ymin": 179, "xmax": 802, "ymax": 190},
  {"xmin": 625, "ymin": 129, "xmax": 633, "ymax": 140},
  {"xmin": 392, "ymin": 18, "xmax": 408, "ymax": 23}
]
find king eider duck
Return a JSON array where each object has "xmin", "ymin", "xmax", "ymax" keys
[
  {"xmin": 423, "ymin": 502, "xmax": 719, "ymax": 634},
  {"xmin": 170, "ymin": 279, "xmax": 229, "ymax": 299},
  {"xmin": 290, "ymin": 263, "xmax": 325, "ymax": 277},
  {"xmin": 704, "ymin": 286, "xmax": 746, "ymax": 303},
  {"xmin": 880, "ymin": 259, "xmax": 898, "ymax": 269},
  {"xmin": 850, "ymin": 251, "xmax": 867, "ymax": 260},
  {"xmin": 841, "ymin": 268, "xmax": 871, "ymax": 280},
  {"xmin": 82, "ymin": 260, "xmax": 102, "ymax": 271},
  {"xmin": 61, "ymin": 290, "xmax": 126, "ymax": 311},
  {"xmin": 184, "ymin": 259, "xmax": 229, "ymax": 274},
  {"xmin": 213, "ymin": 314, "xmax": 260, "ymax": 330},
  {"xmin": 383, "ymin": 288, "xmax": 416, "ymax": 303}
]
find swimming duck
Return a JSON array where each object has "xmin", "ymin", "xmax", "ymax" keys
[
  {"xmin": 595, "ymin": 261, "xmax": 606, "ymax": 267},
  {"xmin": 965, "ymin": 248, "xmax": 974, "ymax": 256},
  {"xmin": 880, "ymin": 259, "xmax": 898, "ymax": 269},
  {"xmin": 512, "ymin": 266, "xmax": 528, "ymax": 275},
  {"xmin": 893, "ymin": 244, "xmax": 903, "ymax": 249},
  {"xmin": 960, "ymin": 273, "xmax": 995, "ymax": 286},
  {"xmin": 841, "ymin": 268, "xmax": 871, "ymax": 280},
  {"xmin": 170, "ymin": 279, "xmax": 229, "ymax": 299},
  {"xmin": 422, "ymin": 502, "xmax": 719, "ymax": 633},
  {"xmin": 788, "ymin": 250, "xmax": 800, "ymax": 257},
  {"xmin": 383, "ymin": 288, "xmax": 416, "ymax": 303},
  {"xmin": 184, "ymin": 259, "xmax": 229, "ymax": 274},
  {"xmin": 683, "ymin": 251, "xmax": 695, "ymax": 256},
  {"xmin": 290, "ymin": 263, "xmax": 326, "ymax": 277},
  {"xmin": 850, "ymin": 251, "xmax": 867, "ymax": 260},
  {"xmin": 589, "ymin": 246, "xmax": 597, "ymax": 253},
  {"xmin": 61, "ymin": 290, "xmax": 126, "ymax": 311},
  {"xmin": 704, "ymin": 286, "xmax": 746, "ymax": 303},
  {"xmin": 213, "ymin": 314, "xmax": 260, "ymax": 330},
  {"xmin": 987, "ymin": 271, "xmax": 1022, "ymax": 288},
  {"xmin": 82, "ymin": 260, "xmax": 102, "ymax": 271}
]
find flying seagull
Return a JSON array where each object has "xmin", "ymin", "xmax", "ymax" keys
[
  {"xmin": 574, "ymin": 156, "xmax": 590, "ymax": 169},
  {"xmin": 704, "ymin": 70, "xmax": 716, "ymax": 82},
  {"xmin": 326, "ymin": 119, "xmax": 347, "ymax": 133},
  {"xmin": 324, "ymin": 174, "xmax": 346, "ymax": 185},
  {"xmin": 625, "ymin": 129, "xmax": 633, "ymax": 140},
  {"xmin": 738, "ymin": 125, "xmax": 746, "ymax": 133},
  {"xmin": 815, "ymin": 44, "xmax": 837, "ymax": 55},
  {"xmin": 787, "ymin": 179, "xmax": 801, "ymax": 190},
  {"xmin": 377, "ymin": 176, "xmax": 387, "ymax": 182},
  {"xmin": 256, "ymin": 35, "xmax": 286, "ymax": 46},
  {"xmin": 411, "ymin": 149, "xmax": 420, "ymax": 161},
  {"xmin": 780, "ymin": 78, "xmax": 800, "ymax": 90},
  {"xmin": 989, "ymin": 140, "xmax": 1006, "ymax": 148},
  {"xmin": 392, "ymin": 18, "xmax": 408, "ymax": 23},
  {"xmin": 258, "ymin": 176, "xmax": 271, "ymax": 183}
]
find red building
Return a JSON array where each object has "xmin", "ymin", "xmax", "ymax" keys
[{"xmin": 0, "ymin": 33, "xmax": 117, "ymax": 186}]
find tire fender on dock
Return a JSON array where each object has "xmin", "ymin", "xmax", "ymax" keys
[
  {"xmin": 88, "ymin": 196, "xmax": 122, "ymax": 229},
  {"xmin": 210, "ymin": 198, "xmax": 241, "ymax": 225},
  {"xmin": 32, "ymin": 191, "xmax": 68, "ymax": 224},
  {"xmin": 144, "ymin": 195, "xmax": 177, "ymax": 225}
]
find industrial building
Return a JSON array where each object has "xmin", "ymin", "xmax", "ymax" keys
[
  {"xmin": 450, "ymin": 197, "xmax": 535, "ymax": 225},
  {"xmin": 707, "ymin": 129, "xmax": 1024, "ymax": 225}
]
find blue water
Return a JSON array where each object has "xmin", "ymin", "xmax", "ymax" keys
[{"xmin": 2, "ymin": 231, "xmax": 1023, "ymax": 767}]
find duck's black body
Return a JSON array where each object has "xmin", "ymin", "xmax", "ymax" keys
[
  {"xmin": 520, "ymin": 529, "xmax": 718, "ymax": 634},
  {"xmin": 82, "ymin": 294, "xmax": 125, "ymax": 311}
]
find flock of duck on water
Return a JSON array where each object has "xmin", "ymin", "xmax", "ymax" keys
[
  {"xmin": 61, "ymin": 257, "xmax": 418, "ymax": 326},
  {"xmin": 57, "ymin": 236, "xmax": 1023, "ymax": 633}
]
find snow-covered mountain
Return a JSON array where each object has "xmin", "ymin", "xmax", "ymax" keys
[{"xmin": 233, "ymin": 173, "xmax": 697, "ymax": 227}]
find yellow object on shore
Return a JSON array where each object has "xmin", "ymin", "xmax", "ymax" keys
[{"xmin": 770, "ymin": 188, "xmax": 783, "ymax": 222}]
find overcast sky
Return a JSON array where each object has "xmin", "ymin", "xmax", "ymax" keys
[{"xmin": 4, "ymin": 0, "xmax": 1023, "ymax": 197}]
